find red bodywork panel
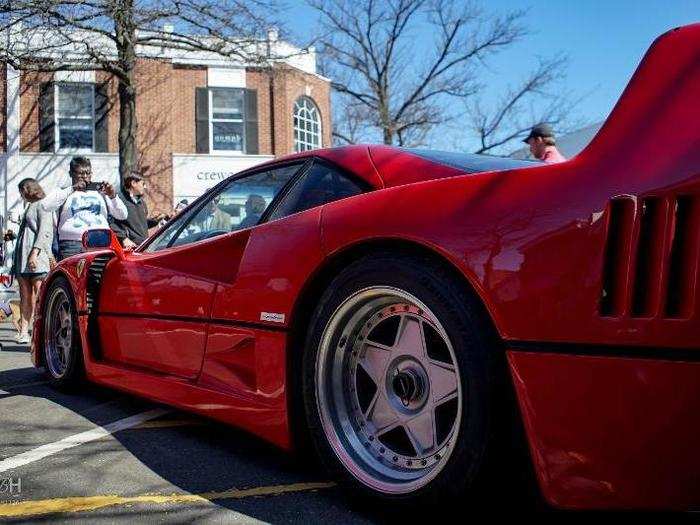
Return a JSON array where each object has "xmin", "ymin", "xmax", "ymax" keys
[
  {"xmin": 32, "ymin": 25, "xmax": 700, "ymax": 509},
  {"xmin": 508, "ymin": 351, "xmax": 700, "ymax": 509}
]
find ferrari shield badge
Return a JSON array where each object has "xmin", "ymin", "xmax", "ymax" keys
[{"xmin": 76, "ymin": 258, "xmax": 86, "ymax": 278}]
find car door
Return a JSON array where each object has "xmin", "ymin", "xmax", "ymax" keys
[
  {"xmin": 97, "ymin": 162, "xmax": 304, "ymax": 379},
  {"xmin": 200, "ymin": 159, "xmax": 368, "ymax": 396}
]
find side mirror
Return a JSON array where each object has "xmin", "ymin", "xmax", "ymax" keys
[{"xmin": 81, "ymin": 229, "xmax": 124, "ymax": 259}]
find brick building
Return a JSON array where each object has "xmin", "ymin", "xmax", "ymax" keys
[{"xmin": 0, "ymin": 32, "xmax": 331, "ymax": 220}]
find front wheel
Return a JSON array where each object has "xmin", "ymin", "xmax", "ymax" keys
[
  {"xmin": 43, "ymin": 277, "xmax": 83, "ymax": 388},
  {"xmin": 303, "ymin": 253, "xmax": 497, "ymax": 503}
]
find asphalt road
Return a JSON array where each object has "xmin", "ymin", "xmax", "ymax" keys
[{"xmin": 0, "ymin": 322, "xmax": 544, "ymax": 523}]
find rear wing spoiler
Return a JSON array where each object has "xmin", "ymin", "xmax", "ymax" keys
[{"xmin": 579, "ymin": 24, "xmax": 700, "ymax": 183}]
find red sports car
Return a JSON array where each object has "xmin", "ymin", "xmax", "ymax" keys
[{"xmin": 32, "ymin": 25, "xmax": 700, "ymax": 510}]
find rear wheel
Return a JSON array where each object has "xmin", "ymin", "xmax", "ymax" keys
[
  {"xmin": 303, "ymin": 253, "xmax": 497, "ymax": 503},
  {"xmin": 43, "ymin": 277, "xmax": 83, "ymax": 388}
]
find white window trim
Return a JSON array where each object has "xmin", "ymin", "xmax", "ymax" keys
[
  {"xmin": 293, "ymin": 97, "xmax": 322, "ymax": 153},
  {"xmin": 54, "ymin": 82, "xmax": 96, "ymax": 154},
  {"xmin": 208, "ymin": 87, "xmax": 245, "ymax": 156}
]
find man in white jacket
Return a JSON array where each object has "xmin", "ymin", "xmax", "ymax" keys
[{"xmin": 42, "ymin": 156, "xmax": 128, "ymax": 260}]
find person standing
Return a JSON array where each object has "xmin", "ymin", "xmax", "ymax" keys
[
  {"xmin": 109, "ymin": 172, "xmax": 168, "ymax": 249},
  {"xmin": 523, "ymin": 123, "xmax": 567, "ymax": 163},
  {"xmin": 41, "ymin": 156, "xmax": 127, "ymax": 260},
  {"xmin": 10, "ymin": 178, "xmax": 53, "ymax": 343}
]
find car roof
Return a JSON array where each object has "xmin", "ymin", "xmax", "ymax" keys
[{"xmin": 260, "ymin": 145, "xmax": 541, "ymax": 190}]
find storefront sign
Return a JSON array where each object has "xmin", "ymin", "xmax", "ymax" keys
[{"xmin": 172, "ymin": 154, "xmax": 273, "ymax": 205}]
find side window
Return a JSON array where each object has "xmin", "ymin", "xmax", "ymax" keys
[
  {"xmin": 144, "ymin": 203, "xmax": 201, "ymax": 252},
  {"xmin": 144, "ymin": 164, "xmax": 301, "ymax": 252},
  {"xmin": 268, "ymin": 161, "xmax": 365, "ymax": 222}
]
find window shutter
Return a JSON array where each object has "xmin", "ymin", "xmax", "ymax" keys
[
  {"xmin": 39, "ymin": 82, "xmax": 55, "ymax": 152},
  {"xmin": 94, "ymin": 82, "xmax": 109, "ymax": 152},
  {"xmin": 244, "ymin": 88, "xmax": 258, "ymax": 155},
  {"xmin": 195, "ymin": 87, "xmax": 209, "ymax": 153}
]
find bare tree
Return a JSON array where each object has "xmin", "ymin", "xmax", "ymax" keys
[
  {"xmin": 467, "ymin": 55, "xmax": 582, "ymax": 154},
  {"xmin": 0, "ymin": 0, "xmax": 283, "ymax": 181},
  {"xmin": 312, "ymin": 0, "xmax": 578, "ymax": 152}
]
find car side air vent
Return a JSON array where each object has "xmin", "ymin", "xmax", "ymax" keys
[
  {"xmin": 85, "ymin": 254, "xmax": 113, "ymax": 314},
  {"xmin": 664, "ymin": 196, "xmax": 700, "ymax": 318},
  {"xmin": 631, "ymin": 198, "xmax": 666, "ymax": 317},
  {"xmin": 600, "ymin": 198, "xmax": 635, "ymax": 316}
]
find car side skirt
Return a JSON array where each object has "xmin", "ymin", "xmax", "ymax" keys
[
  {"xmin": 507, "ymin": 348, "xmax": 700, "ymax": 510},
  {"xmin": 77, "ymin": 315, "xmax": 292, "ymax": 450}
]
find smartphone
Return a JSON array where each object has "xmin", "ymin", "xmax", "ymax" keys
[{"xmin": 85, "ymin": 182, "xmax": 103, "ymax": 191}]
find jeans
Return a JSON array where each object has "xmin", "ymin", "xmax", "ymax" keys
[{"xmin": 58, "ymin": 240, "xmax": 84, "ymax": 261}]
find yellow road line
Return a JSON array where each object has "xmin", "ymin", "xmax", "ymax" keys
[{"xmin": 0, "ymin": 481, "xmax": 336, "ymax": 518}]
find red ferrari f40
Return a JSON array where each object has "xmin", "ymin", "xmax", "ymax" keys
[{"xmin": 32, "ymin": 25, "xmax": 700, "ymax": 510}]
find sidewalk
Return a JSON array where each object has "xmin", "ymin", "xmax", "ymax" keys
[{"xmin": 0, "ymin": 321, "xmax": 28, "ymax": 352}]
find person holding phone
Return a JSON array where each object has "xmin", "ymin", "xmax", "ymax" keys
[
  {"xmin": 110, "ymin": 172, "xmax": 169, "ymax": 249},
  {"xmin": 41, "ymin": 156, "xmax": 128, "ymax": 260}
]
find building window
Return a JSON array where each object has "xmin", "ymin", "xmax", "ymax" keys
[
  {"xmin": 56, "ymin": 83, "xmax": 95, "ymax": 151},
  {"xmin": 210, "ymin": 88, "xmax": 245, "ymax": 152},
  {"xmin": 294, "ymin": 97, "xmax": 321, "ymax": 152}
]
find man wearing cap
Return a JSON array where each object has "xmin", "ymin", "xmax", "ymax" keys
[
  {"xmin": 109, "ymin": 172, "xmax": 169, "ymax": 249},
  {"xmin": 524, "ymin": 123, "xmax": 566, "ymax": 164}
]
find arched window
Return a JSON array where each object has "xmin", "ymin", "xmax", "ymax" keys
[{"xmin": 293, "ymin": 97, "xmax": 321, "ymax": 152}]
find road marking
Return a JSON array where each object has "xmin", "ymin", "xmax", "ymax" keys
[
  {"xmin": 0, "ymin": 481, "xmax": 336, "ymax": 518},
  {"xmin": 0, "ymin": 408, "xmax": 169, "ymax": 474}
]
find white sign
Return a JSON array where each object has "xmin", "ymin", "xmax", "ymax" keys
[
  {"xmin": 207, "ymin": 67, "xmax": 246, "ymax": 88},
  {"xmin": 172, "ymin": 154, "xmax": 273, "ymax": 205}
]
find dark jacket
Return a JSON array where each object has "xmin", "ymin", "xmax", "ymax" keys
[{"xmin": 109, "ymin": 190, "xmax": 158, "ymax": 246}]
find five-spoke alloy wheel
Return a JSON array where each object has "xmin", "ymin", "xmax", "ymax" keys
[
  {"xmin": 304, "ymin": 253, "xmax": 495, "ymax": 503},
  {"xmin": 316, "ymin": 287, "xmax": 461, "ymax": 494},
  {"xmin": 43, "ymin": 278, "xmax": 83, "ymax": 387}
]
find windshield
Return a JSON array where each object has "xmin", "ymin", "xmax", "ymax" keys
[{"xmin": 404, "ymin": 148, "xmax": 541, "ymax": 174}]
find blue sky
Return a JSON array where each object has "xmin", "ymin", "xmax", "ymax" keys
[{"xmin": 280, "ymin": 0, "xmax": 698, "ymax": 150}]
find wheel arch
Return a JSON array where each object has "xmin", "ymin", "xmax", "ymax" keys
[{"xmin": 289, "ymin": 237, "xmax": 502, "ymax": 346}]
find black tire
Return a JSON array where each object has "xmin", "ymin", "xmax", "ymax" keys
[
  {"xmin": 302, "ymin": 252, "xmax": 501, "ymax": 505},
  {"xmin": 42, "ymin": 277, "xmax": 84, "ymax": 389}
]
